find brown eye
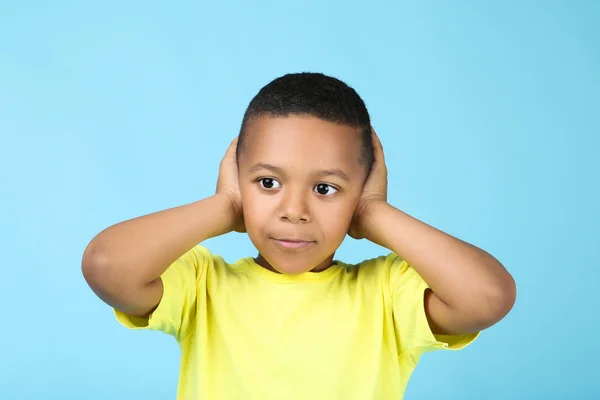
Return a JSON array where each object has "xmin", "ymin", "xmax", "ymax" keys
[
  {"xmin": 315, "ymin": 183, "xmax": 337, "ymax": 195},
  {"xmin": 259, "ymin": 178, "xmax": 280, "ymax": 189}
]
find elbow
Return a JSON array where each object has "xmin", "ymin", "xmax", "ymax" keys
[
  {"xmin": 492, "ymin": 274, "xmax": 517, "ymax": 319},
  {"xmin": 81, "ymin": 242, "xmax": 124, "ymax": 302},
  {"xmin": 81, "ymin": 242, "xmax": 153, "ymax": 313},
  {"xmin": 476, "ymin": 272, "xmax": 517, "ymax": 328},
  {"xmin": 82, "ymin": 243, "xmax": 101, "ymax": 283},
  {"xmin": 81, "ymin": 242, "xmax": 110, "ymax": 286}
]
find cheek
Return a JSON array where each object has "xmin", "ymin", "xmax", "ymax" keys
[
  {"xmin": 316, "ymin": 198, "xmax": 359, "ymax": 235},
  {"xmin": 240, "ymin": 186, "xmax": 269, "ymax": 229}
]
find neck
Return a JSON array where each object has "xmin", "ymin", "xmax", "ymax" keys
[{"xmin": 254, "ymin": 253, "xmax": 336, "ymax": 274}]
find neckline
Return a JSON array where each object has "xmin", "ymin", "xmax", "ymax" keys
[{"xmin": 241, "ymin": 257, "xmax": 347, "ymax": 283}]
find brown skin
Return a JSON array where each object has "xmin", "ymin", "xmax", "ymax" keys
[
  {"xmin": 347, "ymin": 132, "xmax": 516, "ymax": 334},
  {"xmin": 236, "ymin": 116, "xmax": 367, "ymax": 274},
  {"xmin": 82, "ymin": 114, "xmax": 516, "ymax": 335},
  {"xmin": 233, "ymin": 116, "xmax": 516, "ymax": 334}
]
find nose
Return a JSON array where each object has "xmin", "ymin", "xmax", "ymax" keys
[{"xmin": 278, "ymin": 187, "xmax": 310, "ymax": 223}]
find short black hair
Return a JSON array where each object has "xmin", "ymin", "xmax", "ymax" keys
[{"xmin": 237, "ymin": 72, "xmax": 373, "ymax": 173}]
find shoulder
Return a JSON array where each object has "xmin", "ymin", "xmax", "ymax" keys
[
  {"xmin": 343, "ymin": 253, "xmax": 425, "ymax": 295},
  {"xmin": 174, "ymin": 245, "xmax": 214, "ymax": 270},
  {"xmin": 168, "ymin": 244, "xmax": 229, "ymax": 282},
  {"xmin": 334, "ymin": 252, "xmax": 409, "ymax": 288},
  {"xmin": 181, "ymin": 245, "xmax": 255, "ymax": 282},
  {"xmin": 347, "ymin": 252, "xmax": 409, "ymax": 277}
]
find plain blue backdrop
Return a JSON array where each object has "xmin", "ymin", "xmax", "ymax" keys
[{"xmin": 1, "ymin": 1, "xmax": 599, "ymax": 399}]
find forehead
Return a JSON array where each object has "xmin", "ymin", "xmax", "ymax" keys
[{"xmin": 240, "ymin": 116, "xmax": 364, "ymax": 176}]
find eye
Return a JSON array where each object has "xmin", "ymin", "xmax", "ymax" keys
[
  {"xmin": 259, "ymin": 178, "xmax": 281, "ymax": 190},
  {"xmin": 314, "ymin": 183, "xmax": 338, "ymax": 196}
]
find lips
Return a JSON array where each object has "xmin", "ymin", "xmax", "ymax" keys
[{"xmin": 272, "ymin": 237, "xmax": 315, "ymax": 250}]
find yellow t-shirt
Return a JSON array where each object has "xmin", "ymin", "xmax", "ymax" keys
[{"xmin": 115, "ymin": 245, "xmax": 478, "ymax": 399}]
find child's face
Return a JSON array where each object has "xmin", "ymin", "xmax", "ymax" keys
[{"xmin": 238, "ymin": 115, "xmax": 368, "ymax": 274}]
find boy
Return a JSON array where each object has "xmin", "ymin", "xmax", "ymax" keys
[{"xmin": 82, "ymin": 73, "xmax": 516, "ymax": 399}]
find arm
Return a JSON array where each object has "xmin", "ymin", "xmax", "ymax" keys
[
  {"xmin": 82, "ymin": 138, "xmax": 243, "ymax": 318},
  {"xmin": 361, "ymin": 202, "xmax": 516, "ymax": 335},
  {"xmin": 350, "ymin": 130, "xmax": 516, "ymax": 335},
  {"xmin": 82, "ymin": 194, "xmax": 236, "ymax": 317}
]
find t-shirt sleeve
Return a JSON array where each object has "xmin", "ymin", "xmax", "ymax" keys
[
  {"xmin": 113, "ymin": 245, "xmax": 210, "ymax": 342},
  {"xmin": 387, "ymin": 252, "xmax": 479, "ymax": 367}
]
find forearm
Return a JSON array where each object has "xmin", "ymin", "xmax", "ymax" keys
[
  {"xmin": 363, "ymin": 202, "xmax": 515, "ymax": 314},
  {"xmin": 83, "ymin": 193, "xmax": 234, "ymax": 286}
]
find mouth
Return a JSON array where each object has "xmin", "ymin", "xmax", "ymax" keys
[{"xmin": 271, "ymin": 238, "xmax": 315, "ymax": 250}]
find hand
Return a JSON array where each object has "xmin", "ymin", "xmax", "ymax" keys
[
  {"xmin": 349, "ymin": 128, "xmax": 388, "ymax": 239},
  {"xmin": 216, "ymin": 137, "xmax": 246, "ymax": 233}
]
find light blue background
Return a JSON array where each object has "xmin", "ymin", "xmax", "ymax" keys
[{"xmin": 1, "ymin": 1, "xmax": 598, "ymax": 399}]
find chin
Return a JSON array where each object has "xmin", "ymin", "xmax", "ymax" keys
[
  {"xmin": 268, "ymin": 254, "xmax": 317, "ymax": 274},
  {"xmin": 249, "ymin": 231, "xmax": 338, "ymax": 274}
]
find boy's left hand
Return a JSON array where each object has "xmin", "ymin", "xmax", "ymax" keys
[{"xmin": 349, "ymin": 128, "xmax": 388, "ymax": 240}]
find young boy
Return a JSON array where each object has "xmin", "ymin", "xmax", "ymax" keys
[{"xmin": 82, "ymin": 73, "xmax": 516, "ymax": 399}]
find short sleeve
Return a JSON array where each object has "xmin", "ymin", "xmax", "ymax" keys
[
  {"xmin": 388, "ymin": 253, "xmax": 479, "ymax": 367},
  {"xmin": 114, "ymin": 245, "xmax": 210, "ymax": 342}
]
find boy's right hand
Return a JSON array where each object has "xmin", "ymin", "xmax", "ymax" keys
[{"xmin": 216, "ymin": 137, "xmax": 246, "ymax": 233}]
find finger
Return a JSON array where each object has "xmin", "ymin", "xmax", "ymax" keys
[
  {"xmin": 228, "ymin": 136, "xmax": 239, "ymax": 152},
  {"xmin": 371, "ymin": 127, "xmax": 385, "ymax": 163},
  {"xmin": 225, "ymin": 136, "xmax": 240, "ymax": 162},
  {"xmin": 371, "ymin": 128, "xmax": 383, "ymax": 149},
  {"xmin": 221, "ymin": 137, "xmax": 239, "ymax": 168}
]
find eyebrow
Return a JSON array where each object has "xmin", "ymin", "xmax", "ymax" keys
[{"xmin": 248, "ymin": 163, "xmax": 351, "ymax": 182}]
